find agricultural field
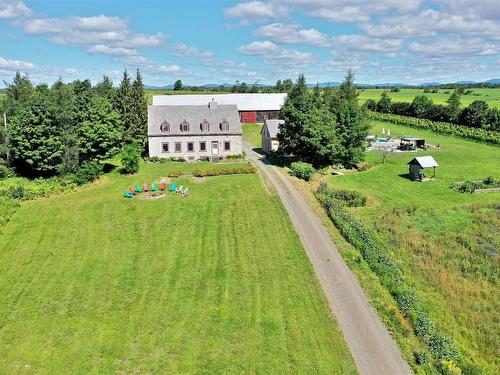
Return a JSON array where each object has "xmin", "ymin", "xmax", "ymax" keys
[
  {"xmin": 0, "ymin": 162, "xmax": 357, "ymax": 374},
  {"xmin": 324, "ymin": 122, "xmax": 500, "ymax": 373},
  {"xmin": 358, "ymin": 88, "xmax": 500, "ymax": 109}
]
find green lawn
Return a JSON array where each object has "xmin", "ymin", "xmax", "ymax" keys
[
  {"xmin": 325, "ymin": 122, "xmax": 500, "ymax": 373},
  {"xmin": 358, "ymin": 88, "xmax": 500, "ymax": 109},
  {"xmin": 242, "ymin": 123, "xmax": 263, "ymax": 149},
  {"xmin": 0, "ymin": 162, "xmax": 356, "ymax": 374}
]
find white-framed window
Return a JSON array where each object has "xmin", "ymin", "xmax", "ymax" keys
[
  {"xmin": 187, "ymin": 142, "xmax": 194, "ymax": 152},
  {"xmin": 174, "ymin": 142, "xmax": 182, "ymax": 152},
  {"xmin": 199, "ymin": 141, "xmax": 207, "ymax": 152},
  {"xmin": 180, "ymin": 120, "xmax": 190, "ymax": 132},
  {"xmin": 160, "ymin": 120, "xmax": 170, "ymax": 133},
  {"xmin": 200, "ymin": 119, "xmax": 210, "ymax": 132},
  {"xmin": 161, "ymin": 142, "xmax": 169, "ymax": 153},
  {"xmin": 224, "ymin": 141, "xmax": 231, "ymax": 151},
  {"xmin": 219, "ymin": 119, "xmax": 229, "ymax": 131}
]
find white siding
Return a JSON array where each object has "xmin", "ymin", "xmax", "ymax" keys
[{"xmin": 149, "ymin": 135, "xmax": 243, "ymax": 160}]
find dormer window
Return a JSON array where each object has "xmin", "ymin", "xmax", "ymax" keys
[
  {"xmin": 219, "ymin": 119, "xmax": 229, "ymax": 131},
  {"xmin": 180, "ymin": 120, "xmax": 190, "ymax": 132},
  {"xmin": 200, "ymin": 119, "xmax": 210, "ymax": 132},
  {"xmin": 160, "ymin": 120, "xmax": 170, "ymax": 133}
]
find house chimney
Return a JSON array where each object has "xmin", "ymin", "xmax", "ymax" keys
[{"xmin": 209, "ymin": 98, "xmax": 218, "ymax": 110}]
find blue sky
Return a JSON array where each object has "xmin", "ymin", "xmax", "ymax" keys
[{"xmin": 0, "ymin": 0, "xmax": 499, "ymax": 86}]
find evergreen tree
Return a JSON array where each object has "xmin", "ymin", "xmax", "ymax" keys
[
  {"xmin": 274, "ymin": 79, "xmax": 283, "ymax": 92},
  {"xmin": 94, "ymin": 75, "xmax": 115, "ymax": 102},
  {"xmin": 279, "ymin": 74, "xmax": 339, "ymax": 166},
  {"xmin": 331, "ymin": 70, "xmax": 369, "ymax": 168},
  {"xmin": 377, "ymin": 91, "xmax": 392, "ymax": 113},
  {"xmin": 127, "ymin": 69, "xmax": 148, "ymax": 147},
  {"xmin": 312, "ymin": 83, "xmax": 322, "ymax": 107},
  {"xmin": 8, "ymin": 93, "xmax": 63, "ymax": 176},
  {"xmin": 411, "ymin": 95, "xmax": 433, "ymax": 118},
  {"xmin": 446, "ymin": 89, "xmax": 461, "ymax": 122},
  {"xmin": 114, "ymin": 70, "xmax": 133, "ymax": 143},
  {"xmin": 73, "ymin": 79, "xmax": 93, "ymax": 123},
  {"xmin": 3, "ymin": 71, "xmax": 34, "ymax": 115}
]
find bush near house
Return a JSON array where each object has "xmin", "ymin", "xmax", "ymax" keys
[
  {"xmin": 289, "ymin": 161, "xmax": 316, "ymax": 181},
  {"xmin": 192, "ymin": 164, "xmax": 256, "ymax": 177}
]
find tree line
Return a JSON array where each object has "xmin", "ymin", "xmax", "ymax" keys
[
  {"xmin": 366, "ymin": 90, "xmax": 500, "ymax": 131},
  {"xmin": 0, "ymin": 70, "xmax": 147, "ymax": 178},
  {"xmin": 169, "ymin": 79, "xmax": 295, "ymax": 93},
  {"xmin": 278, "ymin": 71, "xmax": 369, "ymax": 168}
]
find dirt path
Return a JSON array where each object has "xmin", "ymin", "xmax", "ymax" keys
[{"xmin": 245, "ymin": 144, "xmax": 412, "ymax": 375}]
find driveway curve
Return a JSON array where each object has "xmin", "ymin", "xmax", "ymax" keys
[{"xmin": 245, "ymin": 144, "xmax": 412, "ymax": 375}]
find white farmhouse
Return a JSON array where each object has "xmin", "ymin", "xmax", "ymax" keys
[{"xmin": 148, "ymin": 100, "xmax": 242, "ymax": 161}]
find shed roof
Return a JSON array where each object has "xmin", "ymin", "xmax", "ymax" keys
[
  {"xmin": 402, "ymin": 137, "xmax": 425, "ymax": 141},
  {"xmin": 152, "ymin": 93, "xmax": 287, "ymax": 111},
  {"xmin": 264, "ymin": 119, "xmax": 284, "ymax": 138},
  {"xmin": 408, "ymin": 156, "xmax": 438, "ymax": 168},
  {"xmin": 148, "ymin": 104, "xmax": 242, "ymax": 137}
]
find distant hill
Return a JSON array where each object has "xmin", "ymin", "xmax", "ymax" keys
[{"xmin": 145, "ymin": 79, "xmax": 500, "ymax": 90}]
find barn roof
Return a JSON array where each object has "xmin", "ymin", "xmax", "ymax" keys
[
  {"xmin": 408, "ymin": 156, "xmax": 439, "ymax": 168},
  {"xmin": 148, "ymin": 104, "xmax": 242, "ymax": 137},
  {"xmin": 264, "ymin": 119, "xmax": 284, "ymax": 138},
  {"xmin": 152, "ymin": 93, "xmax": 287, "ymax": 111}
]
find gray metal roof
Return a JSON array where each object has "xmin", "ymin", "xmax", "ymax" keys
[
  {"xmin": 152, "ymin": 93, "xmax": 287, "ymax": 111},
  {"xmin": 264, "ymin": 119, "xmax": 284, "ymax": 138},
  {"xmin": 408, "ymin": 156, "xmax": 439, "ymax": 168},
  {"xmin": 148, "ymin": 104, "xmax": 242, "ymax": 136}
]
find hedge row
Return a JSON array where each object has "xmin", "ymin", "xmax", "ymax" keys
[
  {"xmin": 368, "ymin": 111, "xmax": 500, "ymax": 145},
  {"xmin": 192, "ymin": 165, "xmax": 257, "ymax": 177},
  {"xmin": 315, "ymin": 182, "xmax": 462, "ymax": 368},
  {"xmin": 316, "ymin": 183, "xmax": 366, "ymax": 207}
]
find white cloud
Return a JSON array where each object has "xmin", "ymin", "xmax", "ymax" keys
[
  {"xmin": 0, "ymin": 1, "xmax": 32, "ymax": 19},
  {"xmin": 20, "ymin": 15, "xmax": 166, "ymax": 57},
  {"xmin": 238, "ymin": 40, "xmax": 315, "ymax": 67},
  {"xmin": 307, "ymin": 7, "xmax": 369, "ymax": 23},
  {"xmin": 0, "ymin": 56, "xmax": 35, "ymax": 69},
  {"xmin": 409, "ymin": 37, "xmax": 499, "ymax": 57},
  {"xmin": 170, "ymin": 43, "xmax": 214, "ymax": 58},
  {"xmin": 254, "ymin": 23, "xmax": 330, "ymax": 46},
  {"xmin": 157, "ymin": 65, "xmax": 183, "ymax": 73},
  {"xmin": 333, "ymin": 35, "xmax": 403, "ymax": 53},
  {"xmin": 224, "ymin": 1, "xmax": 288, "ymax": 19},
  {"xmin": 222, "ymin": 60, "xmax": 248, "ymax": 67},
  {"xmin": 88, "ymin": 45, "xmax": 137, "ymax": 56}
]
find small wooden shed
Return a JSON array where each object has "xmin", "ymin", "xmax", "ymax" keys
[{"xmin": 407, "ymin": 156, "xmax": 438, "ymax": 181}]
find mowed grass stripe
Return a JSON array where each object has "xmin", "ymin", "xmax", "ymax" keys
[{"xmin": 0, "ymin": 166, "xmax": 357, "ymax": 374}]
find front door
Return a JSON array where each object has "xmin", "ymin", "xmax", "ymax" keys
[{"xmin": 211, "ymin": 141, "xmax": 219, "ymax": 155}]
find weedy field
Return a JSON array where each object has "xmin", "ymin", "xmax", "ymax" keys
[
  {"xmin": 358, "ymin": 88, "xmax": 500, "ymax": 109},
  {"xmin": 325, "ymin": 121, "xmax": 499, "ymax": 373},
  {"xmin": 0, "ymin": 162, "xmax": 356, "ymax": 374}
]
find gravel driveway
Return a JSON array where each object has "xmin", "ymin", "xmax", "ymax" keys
[{"xmin": 245, "ymin": 144, "xmax": 412, "ymax": 375}]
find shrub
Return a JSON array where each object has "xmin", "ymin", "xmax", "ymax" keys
[
  {"xmin": 120, "ymin": 144, "xmax": 141, "ymax": 174},
  {"xmin": 167, "ymin": 171, "xmax": 183, "ymax": 178},
  {"xmin": 289, "ymin": 161, "xmax": 316, "ymax": 181},
  {"xmin": 72, "ymin": 161, "xmax": 103, "ymax": 185},
  {"xmin": 192, "ymin": 165, "xmax": 256, "ymax": 177},
  {"xmin": 357, "ymin": 162, "xmax": 374, "ymax": 171},
  {"xmin": 198, "ymin": 156, "xmax": 210, "ymax": 162},
  {"xmin": 414, "ymin": 350, "xmax": 429, "ymax": 365},
  {"xmin": 226, "ymin": 153, "xmax": 246, "ymax": 160},
  {"xmin": 438, "ymin": 360, "xmax": 462, "ymax": 375},
  {"xmin": 429, "ymin": 333, "xmax": 462, "ymax": 362},
  {"xmin": 0, "ymin": 163, "xmax": 15, "ymax": 180}
]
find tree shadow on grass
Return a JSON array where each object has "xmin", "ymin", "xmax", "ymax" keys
[{"xmin": 102, "ymin": 162, "xmax": 117, "ymax": 173}]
